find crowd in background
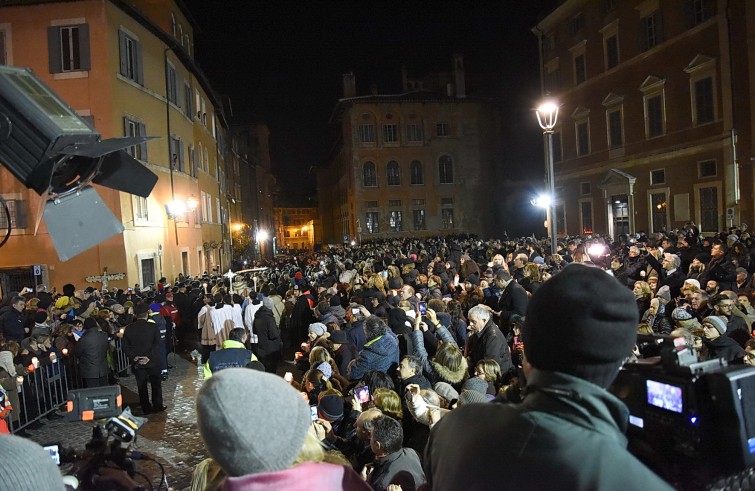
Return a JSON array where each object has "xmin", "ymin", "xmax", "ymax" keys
[{"xmin": 3, "ymin": 223, "xmax": 754, "ymax": 489}]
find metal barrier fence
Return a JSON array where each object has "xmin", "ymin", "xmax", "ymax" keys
[{"xmin": 7, "ymin": 337, "xmax": 131, "ymax": 435}]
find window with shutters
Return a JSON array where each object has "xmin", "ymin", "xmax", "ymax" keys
[
  {"xmin": 366, "ymin": 212, "xmax": 379, "ymax": 233},
  {"xmin": 48, "ymin": 24, "xmax": 90, "ymax": 73},
  {"xmin": 389, "ymin": 211, "xmax": 402, "ymax": 232},
  {"xmin": 170, "ymin": 136, "xmax": 184, "ymax": 172},
  {"xmin": 413, "ymin": 209, "xmax": 426, "ymax": 230},
  {"xmin": 0, "ymin": 199, "xmax": 28, "ymax": 230},
  {"xmin": 183, "ymin": 83, "xmax": 192, "ymax": 118},
  {"xmin": 410, "ymin": 160, "xmax": 423, "ymax": 185},
  {"xmin": 363, "ymin": 162, "xmax": 377, "ymax": 187},
  {"xmin": 439, "ymin": 155, "xmax": 453, "ymax": 184},
  {"xmin": 134, "ymin": 196, "xmax": 148, "ymax": 221},
  {"xmin": 383, "ymin": 124, "xmax": 398, "ymax": 143},
  {"xmin": 166, "ymin": 63, "xmax": 178, "ymax": 105},
  {"xmin": 406, "ymin": 124, "xmax": 422, "ymax": 142},
  {"xmin": 0, "ymin": 27, "xmax": 7, "ymax": 65},
  {"xmin": 189, "ymin": 145, "xmax": 198, "ymax": 178},
  {"xmin": 124, "ymin": 117, "xmax": 147, "ymax": 161},
  {"xmin": 387, "ymin": 161, "xmax": 400, "ymax": 186},
  {"xmin": 641, "ymin": 10, "xmax": 663, "ymax": 51},
  {"xmin": 118, "ymin": 30, "xmax": 143, "ymax": 84},
  {"xmin": 357, "ymin": 124, "xmax": 375, "ymax": 143}
]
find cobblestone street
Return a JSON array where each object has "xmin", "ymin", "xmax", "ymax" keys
[{"xmin": 26, "ymin": 353, "xmax": 208, "ymax": 490}]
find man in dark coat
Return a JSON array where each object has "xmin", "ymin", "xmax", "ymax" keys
[
  {"xmin": 330, "ymin": 329, "xmax": 358, "ymax": 376},
  {"xmin": 494, "ymin": 270, "xmax": 528, "ymax": 333},
  {"xmin": 0, "ymin": 296, "xmax": 26, "ymax": 342},
  {"xmin": 123, "ymin": 303, "xmax": 164, "ymax": 414},
  {"xmin": 466, "ymin": 305, "xmax": 512, "ymax": 375},
  {"xmin": 701, "ymin": 316, "xmax": 745, "ymax": 363},
  {"xmin": 424, "ymin": 264, "xmax": 672, "ymax": 491},
  {"xmin": 75, "ymin": 318, "xmax": 109, "ymax": 388},
  {"xmin": 702, "ymin": 240, "xmax": 737, "ymax": 291},
  {"xmin": 368, "ymin": 415, "xmax": 426, "ymax": 491},
  {"xmin": 252, "ymin": 297, "xmax": 282, "ymax": 373}
]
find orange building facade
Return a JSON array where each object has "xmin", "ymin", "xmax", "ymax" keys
[{"xmin": 0, "ymin": 0, "xmax": 232, "ymax": 293}]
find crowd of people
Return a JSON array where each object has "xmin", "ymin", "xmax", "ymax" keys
[{"xmin": 3, "ymin": 225, "xmax": 755, "ymax": 489}]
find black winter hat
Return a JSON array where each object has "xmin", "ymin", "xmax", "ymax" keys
[
  {"xmin": 317, "ymin": 394, "xmax": 344, "ymax": 421},
  {"xmin": 522, "ymin": 263, "xmax": 638, "ymax": 388},
  {"xmin": 388, "ymin": 278, "xmax": 403, "ymax": 290}
]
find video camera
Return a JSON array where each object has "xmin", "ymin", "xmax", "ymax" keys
[
  {"xmin": 611, "ymin": 335, "xmax": 755, "ymax": 489},
  {"xmin": 60, "ymin": 386, "xmax": 153, "ymax": 490}
]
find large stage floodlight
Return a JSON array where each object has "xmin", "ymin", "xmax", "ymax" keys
[{"xmin": 0, "ymin": 66, "xmax": 158, "ymax": 260}]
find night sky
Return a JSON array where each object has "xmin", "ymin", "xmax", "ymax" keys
[{"xmin": 184, "ymin": 1, "xmax": 560, "ymax": 207}]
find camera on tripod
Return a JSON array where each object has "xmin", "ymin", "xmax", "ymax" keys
[
  {"xmin": 60, "ymin": 386, "xmax": 153, "ymax": 490},
  {"xmin": 611, "ymin": 334, "xmax": 755, "ymax": 489}
]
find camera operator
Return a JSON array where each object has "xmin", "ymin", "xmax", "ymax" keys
[{"xmin": 424, "ymin": 264, "xmax": 673, "ymax": 490}]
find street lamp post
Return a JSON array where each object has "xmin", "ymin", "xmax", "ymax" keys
[{"xmin": 536, "ymin": 100, "xmax": 559, "ymax": 257}]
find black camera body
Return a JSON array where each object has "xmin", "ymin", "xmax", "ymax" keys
[{"xmin": 612, "ymin": 337, "xmax": 755, "ymax": 489}]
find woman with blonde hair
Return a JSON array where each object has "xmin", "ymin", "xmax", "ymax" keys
[
  {"xmin": 474, "ymin": 358, "xmax": 502, "ymax": 395},
  {"xmin": 633, "ymin": 280, "xmax": 653, "ymax": 319},
  {"xmin": 309, "ymin": 346, "xmax": 349, "ymax": 390},
  {"xmin": 521, "ymin": 262, "xmax": 543, "ymax": 294},
  {"xmin": 372, "ymin": 387, "xmax": 403, "ymax": 420}
]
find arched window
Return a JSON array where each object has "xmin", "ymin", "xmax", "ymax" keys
[
  {"xmin": 410, "ymin": 160, "xmax": 423, "ymax": 185},
  {"xmin": 185, "ymin": 35, "xmax": 191, "ymax": 56},
  {"xmin": 387, "ymin": 160, "xmax": 400, "ymax": 186},
  {"xmin": 439, "ymin": 155, "xmax": 453, "ymax": 184},
  {"xmin": 363, "ymin": 161, "xmax": 377, "ymax": 187},
  {"xmin": 178, "ymin": 24, "xmax": 183, "ymax": 46},
  {"xmin": 171, "ymin": 13, "xmax": 177, "ymax": 37}
]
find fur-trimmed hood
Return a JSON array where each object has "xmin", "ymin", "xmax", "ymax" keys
[{"xmin": 430, "ymin": 357, "xmax": 468, "ymax": 385}]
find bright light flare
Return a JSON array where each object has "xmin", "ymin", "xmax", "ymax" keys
[{"xmin": 531, "ymin": 195, "xmax": 552, "ymax": 208}]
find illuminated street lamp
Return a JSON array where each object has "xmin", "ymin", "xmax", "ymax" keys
[
  {"xmin": 256, "ymin": 229, "xmax": 269, "ymax": 260},
  {"xmin": 230, "ymin": 222, "xmax": 247, "ymax": 265},
  {"xmin": 186, "ymin": 194, "xmax": 199, "ymax": 212},
  {"xmin": 536, "ymin": 100, "xmax": 560, "ymax": 257}
]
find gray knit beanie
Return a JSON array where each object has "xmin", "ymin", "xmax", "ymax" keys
[
  {"xmin": 196, "ymin": 368, "xmax": 310, "ymax": 477},
  {"xmin": 462, "ymin": 377, "xmax": 489, "ymax": 395},
  {"xmin": 459, "ymin": 389, "xmax": 489, "ymax": 405},
  {"xmin": 262, "ymin": 296, "xmax": 274, "ymax": 310},
  {"xmin": 0, "ymin": 434, "xmax": 65, "ymax": 490}
]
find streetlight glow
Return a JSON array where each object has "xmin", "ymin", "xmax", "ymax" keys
[
  {"xmin": 536, "ymin": 98, "xmax": 560, "ymax": 257},
  {"xmin": 536, "ymin": 101, "xmax": 560, "ymax": 131},
  {"xmin": 257, "ymin": 230, "xmax": 269, "ymax": 241},
  {"xmin": 186, "ymin": 194, "xmax": 199, "ymax": 212},
  {"xmin": 531, "ymin": 194, "xmax": 552, "ymax": 208},
  {"xmin": 167, "ymin": 199, "xmax": 186, "ymax": 216}
]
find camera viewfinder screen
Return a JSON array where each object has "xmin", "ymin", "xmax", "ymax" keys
[{"xmin": 646, "ymin": 380, "xmax": 683, "ymax": 413}]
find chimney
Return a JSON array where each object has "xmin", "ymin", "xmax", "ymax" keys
[
  {"xmin": 401, "ymin": 66, "xmax": 408, "ymax": 92},
  {"xmin": 342, "ymin": 72, "xmax": 356, "ymax": 98},
  {"xmin": 453, "ymin": 52, "xmax": 466, "ymax": 98}
]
